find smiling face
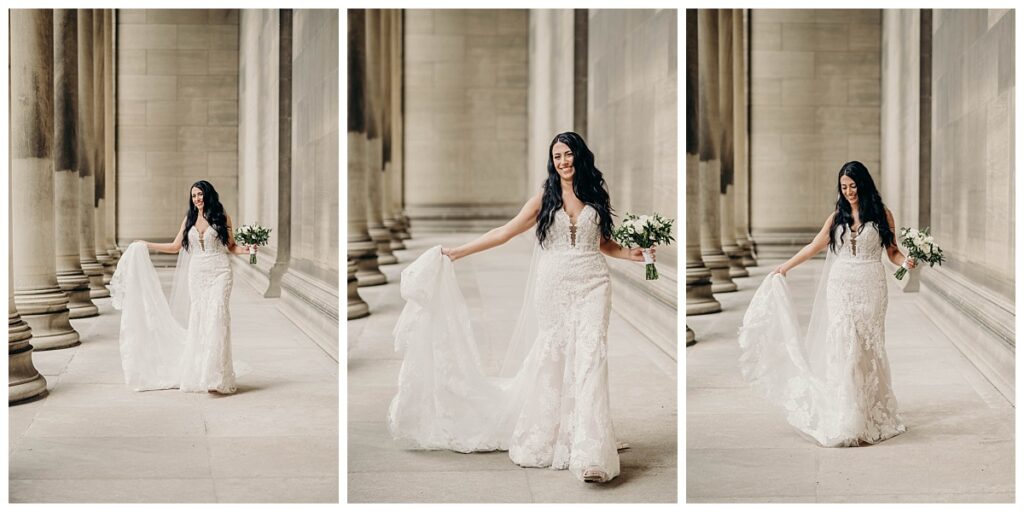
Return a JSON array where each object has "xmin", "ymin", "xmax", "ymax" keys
[
  {"xmin": 840, "ymin": 175, "xmax": 858, "ymax": 206},
  {"xmin": 191, "ymin": 186, "xmax": 205, "ymax": 212},
  {"xmin": 552, "ymin": 142, "xmax": 575, "ymax": 182}
]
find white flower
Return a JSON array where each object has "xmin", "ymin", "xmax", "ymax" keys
[
  {"xmin": 639, "ymin": 215, "xmax": 650, "ymax": 225},
  {"xmin": 908, "ymin": 228, "xmax": 920, "ymax": 239}
]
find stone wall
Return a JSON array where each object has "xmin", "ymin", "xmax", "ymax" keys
[
  {"xmin": 749, "ymin": 9, "xmax": 882, "ymax": 256},
  {"xmin": 527, "ymin": 10, "xmax": 575, "ymax": 193},
  {"xmin": 586, "ymin": 9, "xmax": 678, "ymax": 359},
  {"xmin": 116, "ymin": 9, "xmax": 240, "ymax": 243},
  {"xmin": 402, "ymin": 9, "xmax": 529, "ymax": 230}
]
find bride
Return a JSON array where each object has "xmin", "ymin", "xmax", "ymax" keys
[
  {"xmin": 739, "ymin": 161, "xmax": 916, "ymax": 447},
  {"xmin": 388, "ymin": 132, "xmax": 654, "ymax": 483},
  {"xmin": 110, "ymin": 180, "xmax": 252, "ymax": 394}
]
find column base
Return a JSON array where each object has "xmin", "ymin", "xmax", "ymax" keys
[
  {"xmin": 82, "ymin": 261, "xmax": 110, "ymax": 298},
  {"xmin": 724, "ymin": 244, "xmax": 749, "ymax": 278},
  {"xmin": 703, "ymin": 253, "xmax": 737, "ymax": 293},
  {"xmin": 347, "ymin": 261, "xmax": 370, "ymax": 319},
  {"xmin": 350, "ymin": 241, "xmax": 386, "ymax": 287},
  {"xmin": 57, "ymin": 272, "xmax": 99, "ymax": 319},
  {"xmin": 9, "ymin": 347, "xmax": 48, "ymax": 404},
  {"xmin": 15, "ymin": 288, "xmax": 81, "ymax": 350},
  {"xmin": 370, "ymin": 227, "xmax": 398, "ymax": 265},
  {"xmin": 686, "ymin": 325, "xmax": 696, "ymax": 346},
  {"xmin": 384, "ymin": 218, "xmax": 406, "ymax": 251}
]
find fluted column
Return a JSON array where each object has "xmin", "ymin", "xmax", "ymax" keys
[
  {"xmin": 10, "ymin": 97, "xmax": 48, "ymax": 403},
  {"xmin": 76, "ymin": 9, "xmax": 109, "ymax": 299},
  {"xmin": 686, "ymin": 9, "xmax": 720, "ymax": 324},
  {"xmin": 348, "ymin": 9, "xmax": 385, "ymax": 296},
  {"xmin": 734, "ymin": 9, "xmax": 756, "ymax": 267},
  {"xmin": 698, "ymin": 9, "xmax": 737, "ymax": 293},
  {"xmin": 392, "ymin": 10, "xmax": 411, "ymax": 242},
  {"xmin": 103, "ymin": 9, "xmax": 120, "ymax": 262},
  {"xmin": 718, "ymin": 10, "xmax": 747, "ymax": 279},
  {"xmin": 92, "ymin": 10, "xmax": 113, "ymax": 283},
  {"xmin": 365, "ymin": 10, "xmax": 397, "ymax": 266},
  {"xmin": 53, "ymin": 9, "xmax": 98, "ymax": 319},
  {"xmin": 385, "ymin": 10, "xmax": 407, "ymax": 251},
  {"xmin": 11, "ymin": 9, "xmax": 81, "ymax": 351}
]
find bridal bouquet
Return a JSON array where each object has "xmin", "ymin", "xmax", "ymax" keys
[
  {"xmin": 611, "ymin": 213, "xmax": 675, "ymax": 280},
  {"xmin": 234, "ymin": 224, "xmax": 272, "ymax": 264},
  {"xmin": 894, "ymin": 226, "xmax": 944, "ymax": 280}
]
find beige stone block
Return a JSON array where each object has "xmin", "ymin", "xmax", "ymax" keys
[
  {"xmin": 208, "ymin": 9, "xmax": 240, "ymax": 25},
  {"xmin": 146, "ymin": 9, "xmax": 208, "ymax": 25},
  {"xmin": 848, "ymin": 23, "xmax": 881, "ymax": 51},
  {"xmin": 404, "ymin": 62, "xmax": 433, "ymax": 85},
  {"xmin": 848, "ymin": 134, "xmax": 880, "ymax": 162},
  {"xmin": 208, "ymin": 151, "xmax": 238, "ymax": 177},
  {"xmin": 781, "ymin": 77, "xmax": 848, "ymax": 106},
  {"xmin": 497, "ymin": 9, "xmax": 528, "ymax": 36},
  {"xmin": 751, "ymin": 78, "xmax": 781, "ymax": 106},
  {"xmin": 209, "ymin": 25, "xmax": 239, "ymax": 50},
  {"xmin": 405, "ymin": 34, "xmax": 465, "ymax": 63},
  {"xmin": 752, "ymin": 10, "xmax": 816, "ymax": 24},
  {"xmin": 146, "ymin": 50, "xmax": 208, "ymax": 76},
  {"xmin": 465, "ymin": 10, "xmax": 499, "ymax": 36},
  {"xmin": 118, "ymin": 10, "xmax": 146, "ymax": 24},
  {"xmin": 752, "ymin": 50, "xmax": 814, "ymax": 79},
  {"xmin": 176, "ymin": 25, "xmax": 210, "ymax": 50},
  {"xmin": 119, "ymin": 75, "xmax": 178, "ymax": 101},
  {"xmin": 118, "ymin": 49, "xmax": 147, "ymax": 74},
  {"xmin": 178, "ymin": 127, "xmax": 238, "ymax": 152},
  {"xmin": 848, "ymin": 78, "xmax": 881, "ymax": 105},
  {"xmin": 493, "ymin": 88, "xmax": 527, "ymax": 115},
  {"xmin": 120, "ymin": 25, "xmax": 177, "ymax": 50},
  {"xmin": 118, "ymin": 126, "xmax": 178, "ymax": 152},
  {"xmin": 404, "ymin": 10, "xmax": 434, "ymax": 35},
  {"xmin": 208, "ymin": 100, "xmax": 239, "ymax": 126},
  {"xmin": 179, "ymin": 75, "xmax": 238, "ymax": 100},
  {"xmin": 752, "ymin": 22, "xmax": 782, "ymax": 51},
  {"xmin": 496, "ymin": 60, "xmax": 527, "ymax": 88},
  {"xmin": 463, "ymin": 57, "xmax": 497, "ymax": 88},
  {"xmin": 146, "ymin": 152, "xmax": 207, "ymax": 177},
  {"xmin": 751, "ymin": 133, "xmax": 783, "ymax": 162},
  {"xmin": 209, "ymin": 50, "xmax": 238, "ymax": 75},
  {"xmin": 146, "ymin": 100, "xmax": 208, "ymax": 126},
  {"xmin": 432, "ymin": 61, "xmax": 466, "ymax": 88},
  {"xmin": 816, "ymin": 106, "xmax": 879, "ymax": 134},
  {"xmin": 406, "ymin": 86, "xmax": 463, "ymax": 113},
  {"xmin": 117, "ymin": 152, "xmax": 147, "ymax": 176},
  {"xmin": 751, "ymin": 106, "xmax": 815, "ymax": 134},
  {"xmin": 782, "ymin": 23, "xmax": 849, "ymax": 52},
  {"xmin": 779, "ymin": 134, "xmax": 850, "ymax": 163},
  {"xmin": 117, "ymin": 100, "xmax": 147, "ymax": 126},
  {"xmin": 496, "ymin": 114, "xmax": 526, "ymax": 141},
  {"xmin": 433, "ymin": 10, "xmax": 468, "ymax": 35},
  {"xmin": 816, "ymin": 9, "xmax": 880, "ymax": 24},
  {"xmin": 815, "ymin": 51, "xmax": 880, "ymax": 78}
]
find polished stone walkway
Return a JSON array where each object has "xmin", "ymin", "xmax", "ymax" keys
[
  {"xmin": 686, "ymin": 259, "xmax": 1014, "ymax": 503},
  {"xmin": 348, "ymin": 233, "xmax": 677, "ymax": 503},
  {"xmin": 8, "ymin": 266, "xmax": 339, "ymax": 503}
]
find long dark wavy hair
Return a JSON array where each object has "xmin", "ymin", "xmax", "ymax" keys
[
  {"xmin": 828, "ymin": 161, "xmax": 894, "ymax": 254},
  {"xmin": 182, "ymin": 180, "xmax": 230, "ymax": 252},
  {"xmin": 535, "ymin": 132, "xmax": 614, "ymax": 246}
]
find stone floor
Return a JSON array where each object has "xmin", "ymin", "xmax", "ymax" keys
[
  {"xmin": 686, "ymin": 259, "xmax": 1015, "ymax": 503},
  {"xmin": 8, "ymin": 266, "xmax": 339, "ymax": 503},
  {"xmin": 347, "ymin": 233, "xmax": 677, "ymax": 503}
]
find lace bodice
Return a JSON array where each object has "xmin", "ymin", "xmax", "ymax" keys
[
  {"xmin": 544, "ymin": 204, "xmax": 601, "ymax": 252},
  {"xmin": 188, "ymin": 226, "xmax": 228, "ymax": 255},
  {"xmin": 833, "ymin": 222, "xmax": 883, "ymax": 262}
]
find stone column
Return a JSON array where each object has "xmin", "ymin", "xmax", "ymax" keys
[
  {"xmin": 717, "ymin": 10, "xmax": 747, "ymax": 279},
  {"xmin": 734, "ymin": 9, "xmax": 756, "ymax": 267},
  {"xmin": 103, "ymin": 9, "xmax": 120, "ymax": 262},
  {"xmin": 11, "ymin": 9, "xmax": 81, "ymax": 351},
  {"xmin": 10, "ymin": 118, "xmax": 48, "ymax": 404},
  {"xmin": 53, "ymin": 9, "xmax": 98, "ymax": 319},
  {"xmin": 348, "ymin": 9, "xmax": 385, "ymax": 296},
  {"xmin": 698, "ymin": 9, "xmax": 736, "ymax": 293},
  {"xmin": 76, "ymin": 9, "xmax": 109, "ymax": 299},
  {"xmin": 92, "ymin": 10, "xmax": 114, "ymax": 283},
  {"xmin": 385, "ymin": 10, "xmax": 407, "ymax": 251},
  {"xmin": 365, "ymin": 10, "xmax": 397, "ymax": 266},
  {"xmin": 686, "ymin": 9, "xmax": 720, "ymax": 323}
]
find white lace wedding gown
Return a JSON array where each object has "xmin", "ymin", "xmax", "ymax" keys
[
  {"xmin": 738, "ymin": 221, "xmax": 905, "ymax": 447},
  {"xmin": 388, "ymin": 205, "xmax": 620, "ymax": 481},
  {"xmin": 110, "ymin": 226, "xmax": 237, "ymax": 393}
]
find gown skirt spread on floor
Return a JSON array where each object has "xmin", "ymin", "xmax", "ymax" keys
[
  {"xmin": 738, "ymin": 222, "xmax": 906, "ymax": 447},
  {"xmin": 111, "ymin": 226, "xmax": 237, "ymax": 394},
  {"xmin": 388, "ymin": 205, "xmax": 620, "ymax": 481}
]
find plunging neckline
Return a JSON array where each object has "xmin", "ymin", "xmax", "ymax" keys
[{"xmin": 561, "ymin": 203, "xmax": 589, "ymax": 226}]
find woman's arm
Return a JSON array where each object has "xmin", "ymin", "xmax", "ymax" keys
[
  {"xmin": 442, "ymin": 191, "xmax": 543, "ymax": 262},
  {"xmin": 773, "ymin": 212, "xmax": 835, "ymax": 276},
  {"xmin": 143, "ymin": 218, "xmax": 187, "ymax": 254},
  {"xmin": 225, "ymin": 214, "xmax": 250, "ymax": 255},
  {"xmin": 599, "ymin": 236, "xmax": 653, "ymax": 262},
  {"xmin": 884, "ymin": 209, "xmax": 916, "ymax": 269}
]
